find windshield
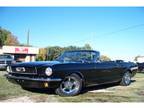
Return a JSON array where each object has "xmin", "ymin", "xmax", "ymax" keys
[
  {"xmin": 56, "ymin": 51, "xmax": 99, "ymax": 63},
  {"xmin": 0, "ymin": 55, "xmax": 12, "ymax": 59}
]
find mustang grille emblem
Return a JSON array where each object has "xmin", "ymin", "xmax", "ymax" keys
[{"xmin": 16, "ymin": 67, "xmax": 25, "ymax": 72}]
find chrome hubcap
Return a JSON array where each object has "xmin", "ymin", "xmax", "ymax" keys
[
  {"xmin": 60, "ymin": 77, "xmax": 80, "ymax": 94},
  {"xmin": 124, "ymin": 73, "xmax": 131, "ymax": 84}
]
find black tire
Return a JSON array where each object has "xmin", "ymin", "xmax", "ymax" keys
[
  {"xmin": 120, "ymin": 71, "xmax": 131, "ymax": 86},
  {"xmin": 21, "ymin": 87, "xmax": 37, "ymax": 91},
  {"xmin": 55, "ymin": 74, "xmax": 83, "ymax": 96},
  {"xmin": 22, "ymin": 87, "xmax": 32, "ymax": 91}
]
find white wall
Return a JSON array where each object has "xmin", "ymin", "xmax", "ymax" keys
[
  {"xmin": 2, "ymin": 46, "xmax": 39, "ymax": 54},
  {"xmin": 137, "ymin": 57, "xmax": 144, "ymax": 63},
  {"xmin": 0, "ymin": 49, "xmax": 3, "ymax": 54}
]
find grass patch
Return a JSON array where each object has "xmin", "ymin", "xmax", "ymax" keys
[
  {"xmin": 0, "ymin": 71, "xmax": 144, "ymax": 102},
  {"xmin": 0, "ymin": 73, "xmax": 34, "ymax": 100}
]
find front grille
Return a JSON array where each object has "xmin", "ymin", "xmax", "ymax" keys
[
  {"xmin": 11, "ymin": 67, "xmax": 37, "ymax": 74},
  {"xmin": 0, "ymin": 61, "xmax": 5, "ymax": 64},
  {"xmin": 6, "ymin": 61, "xmax": 12, "ymax": 65},
  {"xmin": 0, "ymin": 61, "xmax": 12, "ymax": 64}
]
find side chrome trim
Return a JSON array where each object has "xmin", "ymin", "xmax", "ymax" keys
[
  {"xmin": 130, "ymin": 67, "xmax": 138, "ymax": 71},
  {"xmin": 5, "ymin": 74, "xmax": 62, "ymax": 82}
]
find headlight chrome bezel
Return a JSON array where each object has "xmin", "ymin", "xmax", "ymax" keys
[{"xmin": 45, "ymin": 67, "xmax": 53, "ymax": 76}]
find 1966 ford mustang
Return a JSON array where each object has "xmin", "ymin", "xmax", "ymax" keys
[{"xmin": 5, "ymin": 50, "xmax": 138, "ymax": 96}]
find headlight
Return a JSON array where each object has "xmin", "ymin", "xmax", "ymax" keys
[
  {"xmin": 6, "ymin": 66, "xmax": 12, "ymax": 73},
  {"xmin": 45, "ymin": 67, "xmax": 53, "ymax": 76}
]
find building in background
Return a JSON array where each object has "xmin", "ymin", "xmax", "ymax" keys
[
  {"xmin": 136, "ymin": 56, "xmax": 144, "ymax": 63},
  {"xmin": 0, "ymin": 49, "xmax": 3, "ymax": 54},
  {"xmin": 0, "ymin": 46, "xmax": 39, "ymax": 62}
]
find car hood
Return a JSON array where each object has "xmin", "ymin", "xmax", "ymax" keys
[{"xmin": 11, "ymin": 61, "xmax": 61, "ymax": 67}]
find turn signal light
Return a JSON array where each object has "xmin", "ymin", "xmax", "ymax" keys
[{"xmin": 44, "ymin": 82, "xmax": 48, "ymax": 88}]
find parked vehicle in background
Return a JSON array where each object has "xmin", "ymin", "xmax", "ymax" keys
[
  {"xmin": 137, "ymin": 63, "xmax": 144, "ymax": 72},
  {"xmin": 135, "ymin": 56, "xmax": 144, "ymax": 72},
  {"xmin": 0, "ymin": 54, "xmax": 15, "ymax": 69},
  {"xmin": 5, "ymin": 50, "xmax": 138, "ymax": 96}
]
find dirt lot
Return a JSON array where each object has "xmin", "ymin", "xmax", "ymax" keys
[{"xmin": 0, "ymin": 71, "xmax": 144, "ymax": 102}]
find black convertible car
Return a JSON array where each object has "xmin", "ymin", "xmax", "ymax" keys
[{"xmin": 5, "ymin": 50, "xmax": 138, "ymax": 96}]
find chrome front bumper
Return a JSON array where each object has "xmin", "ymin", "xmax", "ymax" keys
[
  {"xmin": 5, "ymin": 74, "xmax": 62, "ymax": 88},
  {"xmin": 5, "ymin": 74, "xmax": 62, "ymax": 82}
]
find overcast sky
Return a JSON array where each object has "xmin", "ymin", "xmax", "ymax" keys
[{"xmin": 0, "ymin": 7, "xmax": 144, "ymax": 61}]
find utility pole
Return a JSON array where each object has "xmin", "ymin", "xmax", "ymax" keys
[{"xmin": 27, "ymin": 29, "xmax": 30, "ymax": 46}]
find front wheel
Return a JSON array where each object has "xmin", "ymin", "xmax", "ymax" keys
[
  {"xmin": 120, "ymin": 71, "xmax": 131, "ymax": 86},
  {"xmin": 55, "ymin": 74, "xmax": 82, "ymax": 96}
]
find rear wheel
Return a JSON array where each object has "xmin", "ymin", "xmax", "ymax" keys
[
  {"xmin": 120, "ymin": 71, "xmax": 131, "ymax": 86},
  {"xmin": 56, "ymin": 74, "xmax": 82, "ymax": 96}
]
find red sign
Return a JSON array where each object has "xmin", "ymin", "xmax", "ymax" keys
[{"xmin": 15, "ymin": 47, "xmax": 29, "ymax": 54}]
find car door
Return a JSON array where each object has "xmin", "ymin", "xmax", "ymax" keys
[{"xmin": 91, "ymin": 61, "xmax": 122, "ymax": 84}]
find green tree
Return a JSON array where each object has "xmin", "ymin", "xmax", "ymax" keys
[
  {"xmin": 37, "ymin": 44, "xmax": 93, "ymax": 61},
  {"xmin": 64, "ymin": 44, "xmax": 92, "ymax": 51},
  {"xmin": 46, "ymin": 46, "xmax": 64, "ymax": 60},
  {"xmin": 64, "ymin": 46, "xmax": 81, "ymax": 51},
  {"xmin": 5, "ymin": 34, "xmax": 19, "ymax": 46},
  {"xmin": 36, "ymin": 48, "xmax": 47, "ymax": 61},
  {"xmin": 134, "ymin": 55, "xmax": 141, "ymax": 62},
  {"xmin": 100, "ymin": 55, "xmax": 111, "ymax": 61},
  {"xmin": 0, "ymin": 27, "xmax": 19, "ymax": 47},
  {"xmin": 0, "ymin": 27, "xmax": 9, "ymax": 47},
  {"xmin": 83, "ymin": 43, "xmax": 92, "ymax": 50}
]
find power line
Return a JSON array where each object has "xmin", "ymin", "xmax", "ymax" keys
[
  {"xmin": 71, "ymin": 23, "xmax": 144, "ymax": 44},
  {"xmin": 101, "ymin": 23, "xmax": 144, "ymax": 36}
]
